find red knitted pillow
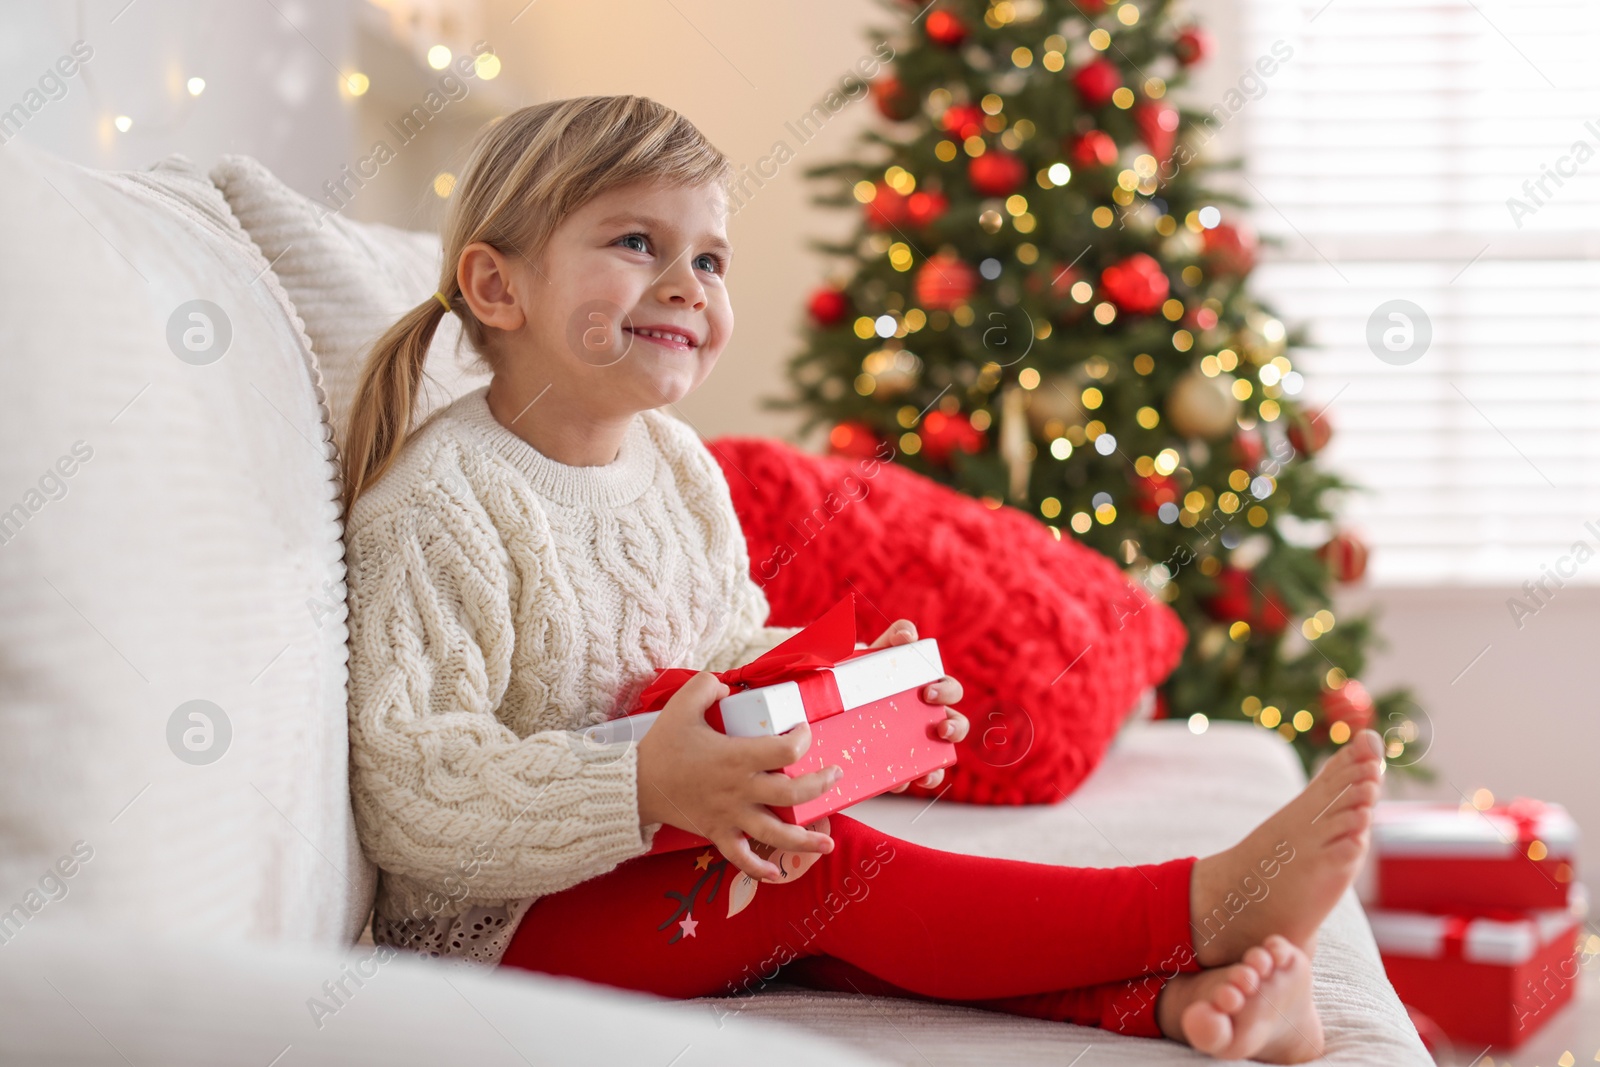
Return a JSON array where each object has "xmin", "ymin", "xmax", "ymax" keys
[{"xmin": 708, "ymin": 437, "xmax": 1187, "ymax": 805}]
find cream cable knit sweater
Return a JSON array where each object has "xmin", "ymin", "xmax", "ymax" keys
[{"xmin": 343, "ymin": 384, "xmax": 799, "ymax": 966}]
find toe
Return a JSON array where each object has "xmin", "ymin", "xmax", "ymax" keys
[
  {"xmin": 1321, "ymin": 806, "xmax": 1374, "ymax": 844},
  {"xmin": 1225, "ymin": 963, "xmax": 1260, "ymax": 998},
  {"xmin": 1182, "ymin": 1000, "xmax": 1233, "ymax": 1055},
  {"xmin": 1354, "ymin": 728, "xmax": 1384, "ymax": 762},
  {"xmin": 1212, "ymin": 982, "xmax": 1246, "ymax": 1014},
  {"xmin": 1243, "ymin": 944, "xmax": 1275, "ymax": 978},
  {"xmin": 1265, "ymin": 935, "xmax": 1297, "ymax": 969}
]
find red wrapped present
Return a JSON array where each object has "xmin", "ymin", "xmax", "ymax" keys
[
  {"xmin": 581, "ymin": 594, "xmax": 958, "ymax": 854},
  {"xmin": 1372, "ymin": 798, "xmax": 1578, "ymax": 912},
  {"xmin": 1369, "ymin": 888, "xmax": 1588, "ymax": 1049}
]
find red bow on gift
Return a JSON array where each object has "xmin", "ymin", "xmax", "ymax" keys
[
  {"xmin": 631, "ymin": 594, "xmax": 863, "ymax": 730},
  {"xmin": 1440, "ymin": 915, "xmax": 1471, "ymax": 961},
  {"xmin": 1498, "ymin": 797, "xmax": 1548, "ymax": 856},
  {"xmin": 1439, "ymin": 906, "xmax": 1547, "ymax": 961}
]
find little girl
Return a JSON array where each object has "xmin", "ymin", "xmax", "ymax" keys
[{"xmin": 338, "ymin": 95, "xmax": 1383, "ymax": 1062}]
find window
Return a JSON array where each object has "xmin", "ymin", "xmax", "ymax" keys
[{"xmin": 1237, "ymin": 0, "xmax": 1600, "ymax": 584}]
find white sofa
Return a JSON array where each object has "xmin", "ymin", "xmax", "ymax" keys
[{"xmin": 0, "ymin": 140, "xmax": 1431, "ymax": 1066}]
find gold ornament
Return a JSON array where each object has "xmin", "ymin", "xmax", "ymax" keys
[
  {"xmin": 1166, "ymin": 369, "xmax": 1240, "ymax": 439},
  {"xmin": 999, "ymin": 382, "xmax": 1032, "ymax": 503},
  {"xmin": 862, "ymin": 348, "xmax": 921, "ymax": 398}
]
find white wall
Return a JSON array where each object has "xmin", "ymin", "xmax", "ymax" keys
[{"xmin": 0, "ymin": 0, "xmax": 355, "ymax": 199}]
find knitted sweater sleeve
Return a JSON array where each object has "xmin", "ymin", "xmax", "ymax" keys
[{"xmin": 344, "ymin": 497, "xmax": 653, "ymax": 902}]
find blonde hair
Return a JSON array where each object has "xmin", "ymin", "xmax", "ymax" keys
[{"xmin": 338, "ymin": 94, "xmax": 734, "ymax": 516}]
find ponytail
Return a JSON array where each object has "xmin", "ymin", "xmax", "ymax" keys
[{"xmin": 338, "ymin": 287, "xmax": 456, "ymax": 517}]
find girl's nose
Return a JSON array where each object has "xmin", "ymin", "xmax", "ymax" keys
[{"xmin": 656, "ymin": 253, "xmax": 707, "ymax": 309}]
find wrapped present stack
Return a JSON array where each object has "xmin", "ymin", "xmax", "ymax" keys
[{"xmin": 1365, "ymin": 797, "xmax": 1587, "ymax": 1049}]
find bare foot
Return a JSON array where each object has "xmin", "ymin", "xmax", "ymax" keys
[
  {"xmin": 1190, "ymin": 728, "xmax": 1384, "ymax": 967},
  {"xmin": 1158, "ymin": 935, "xmax": 1324, "ymax": 1063}
]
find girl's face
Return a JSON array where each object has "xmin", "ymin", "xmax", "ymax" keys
[{"xmin": 513, "ymin": 178, "xmax": 734, "ymax": 416}]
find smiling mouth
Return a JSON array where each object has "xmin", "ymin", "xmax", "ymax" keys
[{"xmin": 624, "ymin": 326, "xmax": 698, "ymax": 351}]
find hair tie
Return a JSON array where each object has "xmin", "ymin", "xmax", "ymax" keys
[{"xmin": 433, "ymin": 291, "xmax": 452, "ymax": 312}]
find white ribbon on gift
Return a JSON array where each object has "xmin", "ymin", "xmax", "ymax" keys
[
  {"xmin": 1367, "ymin": 885, "xmax": 1588, "ymax": 965},
  {"xmin": 1372, "ymin": 800, "xmax": 1579, "ymax": 859},
  {"xmin": 580, "ymin": 638, "xmax": 945, "ymax": 747}
]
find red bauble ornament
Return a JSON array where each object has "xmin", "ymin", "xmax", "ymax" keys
[
  {"xmin": 1232, "ymin": 428, "xmax": 1267, "ymax": 470},
  {"xmin": 915, "ymin": 253, "xmax": 978, "ymax": 310},
  {"xmin": 1069, "ymin": 129, "xmax": 1120, "ymax": 169},
  {"xmin": 1100, "ymin": 253, "xmax": 1170, "ymax": 315},
  {"xmin": 906, "ymin": 190, "xmax": 949, "ymax": 228},
  {"xmin": 865, "ymin": 182, "xmax": 909, "ymax": 230},
  {"xmin": 1072, "ymin": 58, "xmax": 1122, "ymax": 107},
  {"xmin": 919, "ymin": 410, "xmax": 985, "ymax": 464},
  {"xmin": 828, "ymin": 421, "xmax": 883, "ymax": 460},
  {"xmin": 925, "ymin": 10, "xmax": 967, "ymax": 47},
  {"xmin": 968, "ymin": 150, "xmax": 1027, "ymax": 197},
  {"xmin": 1318, "ymin": 530, "xmax": 1370, "ymax": 583},
  {"xmin": 1288, "ymin": 406, "xmax": 1333, "ymax": 456},
  {"xmin": 941, "ymin": 104, "xmax": 986, "ymax": 140},
  {"xmin": 1205, "ymin": 566, "xmax": 1290, "ymax": 634},
  {"xmin": 1133, "ymin": 101, "xmax": 1179, "ymax": 162},
  {"xmin": 806, "ymin": 287, "xmax": 850, "ymax": 328},
  {"xmin": 1133, "ymin": 473, "xmax": 1180, "ymax": 516},
  {"xmin": 1201, "ymin": 222, "xmax": 1258, "ymax": 276},
  {"xmin": 1320, "ymin": 680, "xmax": 1375, "ymax": 735},
  {"xmin": 871, "ymin": 76, "xmax": 918, "ymax": 122},
  {"xmin": 1175, "ymin": 27, "xmax": 1213, "ymax": 66}
]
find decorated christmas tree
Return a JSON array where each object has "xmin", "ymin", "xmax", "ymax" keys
[{"xmin": 770, "ymin": 0, "xmax": 1426, "ymax": 774}]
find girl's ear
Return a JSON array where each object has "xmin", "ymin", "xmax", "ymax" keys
[{"xmin": 458, "ymin": 241, "xmax": 528, "ymax": 332}]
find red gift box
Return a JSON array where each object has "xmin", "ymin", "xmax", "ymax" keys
[
  {"xmin": 1372, "ymin": 799, "xmax": 1578, "ymax": 912},
  {"xmin": 1369, "ymin": 888, "xmax": 1588, "ymax": 1049},
  {"xmin": 581, "ymin": 594, "xmax": 958, "ymax": 854}
]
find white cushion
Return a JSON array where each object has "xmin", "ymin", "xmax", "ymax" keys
[
  {"xmin": 0, "ymin": 141, "xmax": 374, "ymax": 947},
  {"xmin": 209, "ymin": 154, "xmax": 491, "ymax": 448},
  {"xmin": 0, "ymin": 929, "xmax": 890, "ymax": 1066}
]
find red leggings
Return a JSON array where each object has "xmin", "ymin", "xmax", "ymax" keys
[{"xmin": 500, "ymin": 813, "xmax": 1200, "ymax": 1037}]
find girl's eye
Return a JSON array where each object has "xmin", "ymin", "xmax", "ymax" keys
[{"xmin": 617, "ymin": 233, "xmax": 725, "ymax": 275}]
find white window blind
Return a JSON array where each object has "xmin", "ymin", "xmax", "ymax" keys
[{"xmin": 1236, "ymin": 0, "xmax": 1600, "ymax": 585}]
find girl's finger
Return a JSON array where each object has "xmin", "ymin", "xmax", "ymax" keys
[
  {"xmin": 923, "ymin": 675, "xmax": 963, "ymax": 705},
  {"xmin": 742, "ymin": 811, "xmax": 833, "ymax": 862},
  {"xmin": 888, "ymin": 781, "xmax": 909, "ymax": 793},
  {"xmin": 662, "ymin": 670, "xmax": 731, "ymax": 721},
  {"xmin": 738, "ymin": 720, "xmax": 813, "ymax": 772},
  {"xmin": 719, "ymin": 832, "xmax": 780, "ymax": 882},
  {"xmin": 919, "ymin": 769, "xmax": 945, "ymax": 789},
  {"xmin": 750, "ymin": 762, "xmax": 841, "ymax": 807},
  {"xmin": 869, "ymin": 619, "xmax": 917, "ymax": 650}
]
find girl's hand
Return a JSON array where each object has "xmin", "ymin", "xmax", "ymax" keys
[
  {"xmin": 868, "ymin": 619, "xmax": 968, "ymax": 793},
  {"xmin": 636, "ymin": 671, "xmax": 839, "ymax": 883}
]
